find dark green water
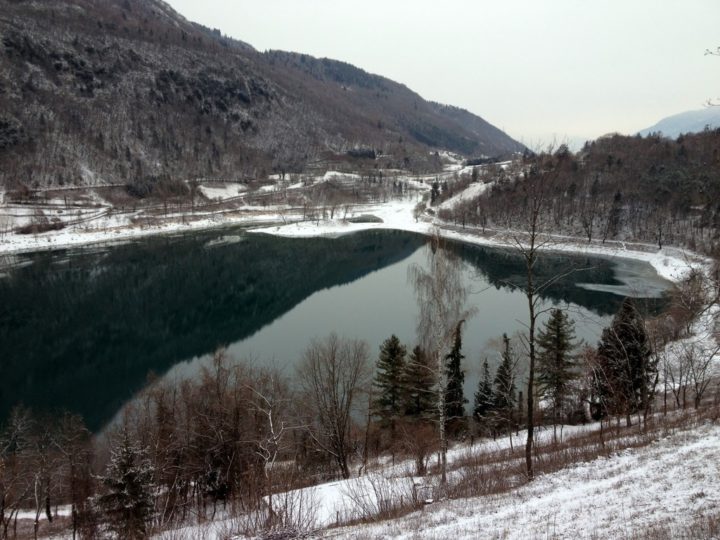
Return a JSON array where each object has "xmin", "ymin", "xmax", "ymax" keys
[{"xmin": 0, "ymin": 229, "xmax": 670, "ymax": 431}]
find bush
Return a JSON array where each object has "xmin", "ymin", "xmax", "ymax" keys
[
  {"xmin": 126, "ymin": 175, "xmax": 189, "ymax": 199},
  {"xmin": 16, "ymin": 220, "xmax": 65, "ymax": 235}
]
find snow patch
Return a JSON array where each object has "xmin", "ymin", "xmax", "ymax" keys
[
  {"xmin": 198, "ymin": 183, "xmax": 246, "ymax": 200},
  {"xmin": 439, "ymin": 181, "xmax": 492, "ymax": 210}
]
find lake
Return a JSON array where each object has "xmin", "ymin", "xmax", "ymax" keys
[{"xmin": 0, "ymin": 229, "xmax": 670, "ymax": 431}]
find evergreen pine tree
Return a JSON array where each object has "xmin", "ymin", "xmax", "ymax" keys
[
  {"xmin": 445, "ymin": 321, "xmax": 467, "ymax": 421},
  {"xmin": 536, "ymin": 308, "xmax": 578, "ymax": 424},
  {"xmin": 493, "ymin": 333, "xmax": 517, "ymax": 430},
  {"xmin": 400, "ymin": 345, "xmax": 436, "ymax": 418},
  {"xmin": 473, "ymin": 358, "xmax": 494, "ymax": 421},
  {"xmin": 595, "ymin": 298, "xmax": 654, "ymax": 424},
  {"xmin": 372, "ymin": 335, "xmax": 407, "ymax": 436},
  {"xmin": 99, "ymin": 430, "xmax": 155, "ymax": 539}
]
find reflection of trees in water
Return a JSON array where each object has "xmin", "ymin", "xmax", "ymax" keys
[
  {"xmin": 0, "ymin": 230, "xmax": 424, "ymax": 430},
  {"xmin": 447, "ymin": 241, "xmax": 665, "ymax": 318},
  {"xmin": 0, "ymin": 230, "xmax": 666, "ymax": 431}
]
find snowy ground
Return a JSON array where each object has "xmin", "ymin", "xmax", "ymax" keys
[
  {"xmin": 1, "ymin": 158, "xmax": 706, "ymax": 289},
  {"xmin": 250, "ymin": 196, "xmax": 707, "ymax": 286},
  {"xmin": 0, "ymin": 210, "xmax": 286, "ymax": 256},
  {"xmin": 24, "ymin": 414, "xmax": 719, "ymax": 539},
  {"xmin": 439, "ymin": 181, "xmax": 492, "ymax": 210},
  {"xmin": 198, "ymin": 182, "xmax": 247, "ymax": 200},
  {"xmin": 147, "ymin": 410, "xmax": 719, "ymax": 540},
  {"xmin": 254, "ymin": 422, "xmax": 609, "ymax": 530},
  {"xmin": 328, "ymin": 420, "xmax": 720, "ymax": 540}
]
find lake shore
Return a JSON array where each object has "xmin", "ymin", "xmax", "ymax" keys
[{"xmin": 0, "ymin": 197, "xmax": 708, "ymax": 284}]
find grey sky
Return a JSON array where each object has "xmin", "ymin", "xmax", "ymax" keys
[{"xmin": 165, "ymin": 0, "xmax": 720, "ymax": 147}]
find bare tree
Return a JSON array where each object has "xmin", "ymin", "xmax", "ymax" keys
[
  {"xmin": 408, "ymin": 231, "xmax": 475, "ymax": 485},
  {"xmin": 684, "ymin": 340, "xmax": 720, "ymax": 408},
  {"xmin": 579, "ymin": 174, "xmax": 600, "ymax": 243},
  {"xmin": 397, "ymin": 420, "xmax": 437, "ymax": 476},
  {"xmin": 1, "ymin": 408, "xmax": 34, "ymax": 540},
  {"xmin": 511, "ymin": 163, "xmax": 547, "ymax": 481},
  {"xmin": 582, "ymin": 346, "xmax": 615, "ymax": 446},
  {"xmin": 509, "ymin": 156, "xmax": 573, "ymax": 480},
  {"xmin": 245, "ymin": 368, "xmax": 296, "ymax": 523},
  {"xmin": 297, "ymin": 334, "xmax": 371, "ymax": 479},
  {"xmin": 662, "ymin": 341, "xmax": 691, "ymax": 410},
  {"xmin": 52, "ymin": 414, "xmax": 93, "ymax": 540},
  {"xmin": 29, "ymin": 421, "xmax": 61, "ymax": 540},
  {"xmin": 413, "ymin": 201, "xmax": 426, "ymax": 223}
]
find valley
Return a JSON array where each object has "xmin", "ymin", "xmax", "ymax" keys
[{"xmin": 1, "ymin": 1, "xmax": 719, "ymax": 539}]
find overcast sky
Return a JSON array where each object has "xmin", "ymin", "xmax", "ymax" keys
[{"xmin": 164, "ymin": 0, "xmax": 719, "ymax": 147}]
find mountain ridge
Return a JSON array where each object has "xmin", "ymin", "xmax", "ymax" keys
[
  {"xmin": 0, "ymin": 0, "xmax": 524, "ymax": 190},
  {"xmin": 639, "ymin": 107, "xmax": 720, "ymax": 139}
]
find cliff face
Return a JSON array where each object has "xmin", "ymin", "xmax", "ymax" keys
[{"xmin": 0, "ymin": 0, "xmax": 525, "ymax": 189}]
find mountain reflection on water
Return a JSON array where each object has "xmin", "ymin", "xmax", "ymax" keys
[{"xmin": 0, "ymin": 229, "xmax": 669, "ymax": 430}]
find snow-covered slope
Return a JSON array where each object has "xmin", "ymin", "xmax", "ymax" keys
[
  {"xmin": 153, "ymin": 413, "xmax": 720, "ymax": 540},
  {"xmin": 330, "ymin": 420, "xmax": 720, "ymax": 539}
]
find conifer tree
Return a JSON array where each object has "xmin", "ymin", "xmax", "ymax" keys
[
  {"xmin": 445, "ymin": 321, "xmax": 467, "ymax": 422},
  {"xmin": 99, "ymin": 430, "xmax": 155, "ymax": 539},
  {"xmin": 473, "ymin": 358, "xmax": 494, "ymax": 421},
  {"xmin": 595, "ymin": 298, "xmax": 655, "ymax": 425},
  {"xmin": 400, "ymin": 345, "xmax": 436, "ymax": 418},
  {"xmin": 493, "ymin": 333, "xmax": 517, "ymax": 431},
  {"xmin": 536, "ymin": 308, "xmax": 578, "ymax": 425},
  {"xmin": 372, "ymin": 335, "xmax": 407, "ymax": 436}
]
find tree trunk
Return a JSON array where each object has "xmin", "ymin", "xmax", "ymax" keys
[
  {"xmin": 525, "ymin": 237, "xmax": 537, "ymax": 481},
  {"xmin": 438, "ymin": 349, "xmax": 448, "ymax": 485},
  {"xmin": 525, "ymin": 310, "xmax": 535, "ymax": 480}
]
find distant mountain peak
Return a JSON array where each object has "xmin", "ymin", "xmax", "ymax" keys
[{"xmin": 639, "ymin": 108, "xmax": 720, "ymax": 139}]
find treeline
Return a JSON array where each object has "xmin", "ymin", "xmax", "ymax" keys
[
  {"xmin": 369, "ymin": 299, "xmax": 661, "ymax": 466},
  {"xmin": 440, "ymin": 130, "xmax": 720, "ymax": 254}
]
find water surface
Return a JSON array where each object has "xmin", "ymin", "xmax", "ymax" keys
[{"xmin": 0, "ymin": 229, "xmax": 670, "ymax": 430}]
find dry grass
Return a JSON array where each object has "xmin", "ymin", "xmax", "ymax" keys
[
  {"xmin": 11, "ymin": 514, "xmax": 72, "ymax": 540},
  {"xmin": 328, "ymin": 401, "xmax": 720, "ymax": 535},
  {"xmin": 443, "ymin": 405, "xmax": 718, "ymax": 502},
  {"xmin": 627, "ymin": 511, "xmax": 720, "ymax": 540}
]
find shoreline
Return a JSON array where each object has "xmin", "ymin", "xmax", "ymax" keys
[
  {"xmin": 0, "ymin": 212, "xmax": 286, "ymax": 257},
  {"xmin": 0, "ymin": 197, "xmax": 708, "ymax": 284},
  {"xmin": 248, "ymin": 199, "xmax": 707, "ymax": 285}
]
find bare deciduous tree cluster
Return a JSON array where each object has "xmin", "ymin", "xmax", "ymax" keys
[{"xmin": 440, "ymin": 131, "xmax": 720, "ymax": 255}]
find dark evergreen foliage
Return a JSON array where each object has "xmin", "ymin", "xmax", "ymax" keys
[
  {"xmin": 594, "ymin": 298, "xmax": 655, "ymax": 420},
  {"xmin": 473, "ymin": 359, "xmax": 494, "ymax": 421},
  {"xmin": 431, "ymin": 181, "xmax": 440, "ymax": 205},
  {"xmin": 372, "ymin": 335, "xmax": 407, "ymax": 431},
  {"xmin": 99, "ymin": 431, "xmax": 155, "ymax": 539},
  {"xmin": 445, "ymin": 322, "xmax": 467, "ymax": 421},
  {"xmin": 400, "ymin": 345, "xmax": 436, "ymax": 418},
  {"xmin": 536, "ymin": 308, "xmax": 578, "ymax": 422},
  {"xmin": 493, "ymin": 334, "xmax": 517, "ymax": 429}
]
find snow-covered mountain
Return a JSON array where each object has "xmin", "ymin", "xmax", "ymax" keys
[
  {"xmin": 0, "ymin": 0, "xmax": 525, "ymax": 189},
  {"xmin": 639, "ymin": 107, "xmax": 720, "ymax": 138}
]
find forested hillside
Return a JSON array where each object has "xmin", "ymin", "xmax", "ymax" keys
[
  {"xmin": 442, "ymin": 130, "xmax": 720, "ymax": 255},
  {"xmin": 0, "ymin": 0, "xmax": 524, "ymax": 191}
]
